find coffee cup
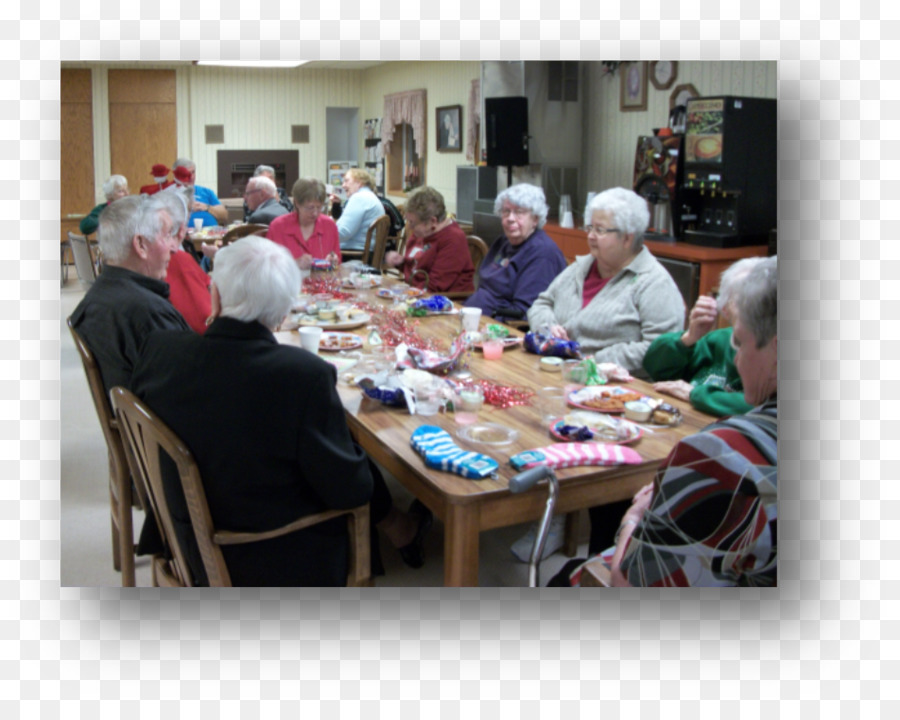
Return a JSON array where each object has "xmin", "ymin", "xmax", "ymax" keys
[{"xmin": 298, "ymin": 326, "xmax": 324, "ymax": 354}]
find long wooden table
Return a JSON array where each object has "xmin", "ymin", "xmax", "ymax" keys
[{"xmin": 276, "ymin": 275, "xmax": 716, "ymax": 586}]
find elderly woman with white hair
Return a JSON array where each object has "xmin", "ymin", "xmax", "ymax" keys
[
  {"xmin": 79, "ymin": 174, "xmax": 129, "ymax": 235},
  {"xmin": 130, "ymin": 236, "xmax": 433, "ymax": 585},
  {"xmin": 463, "ymin": 183, "xmax": 567, "ymax": 322},
  {"xmin": 527, "ymin": 186, "xmax": 685, "ymax": 377},
  {"xmin": 642, "ymin": 256, "xmax": 766, "ymax": 417}
]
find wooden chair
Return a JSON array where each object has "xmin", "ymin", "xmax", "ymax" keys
[
  {"xmin": 221, "ymin": 223, "xmax": 269, "ymax": 247},
  {"xmin": 359, "ymin": 214, "xmax": 391, "ymax": 272},
  {"xmin": 442, "ymin": 234, "xmax": 490, "ymax": 301},
  {"xmin": 68, "ymin": 232, "xmax": 97, "ymax": 289},
  {"xmin": 578, "ymin": 558, "xmax": 613, "ymax": 587},
  {"xmin": 109, "ymin": 386, "xmax": 374, "ymax": 588},
  {"xmin": 67, "ymin": 318, "xmax": 141, "ymax": 586}
]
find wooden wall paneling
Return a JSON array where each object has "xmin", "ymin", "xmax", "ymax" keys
[
  {"xmin": 109, "ymin": 70, "xmax": 177, "ymax": 198},
  {"xmin": 61, "ymin": 69, "xmax": 95, "ymax": 246}
]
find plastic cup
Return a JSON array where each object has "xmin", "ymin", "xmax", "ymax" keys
[
  {"xmin": 460, "ymin": 306, "xmax": 482, "ymax": 333},
  {"xmin": 536, "ymin": 386, "xmax": 567, "ymax": 424},
  {"xmin": 413, "ymin": 379, "xmax": 444, "ymax": 416},
  {"xmin": 454, "ymin": 386, "xmax": 484, "ymax": 425},
  {"xmin": 298, "ymin": 326, "xmax": 323, "ymax": 354},
  {"xmin": 193, "ymin": 218, "xmax": 203, "ymax": 231},
  {"xmin": 562, "ymin": 359, "xmax": 587, "ymax": 386},
  {"xmin": 482, "ymin": 339, "xmax": 504, "ymax": 360}
]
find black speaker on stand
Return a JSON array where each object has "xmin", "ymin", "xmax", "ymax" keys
[{"xmin": 485, "ymin": 96, "xmax": 529, "ymax": 185}]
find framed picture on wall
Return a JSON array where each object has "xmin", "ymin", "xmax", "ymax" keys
[
  {"xmin": 650, "ymin": 61, "xmax": 678, "ymax": 90},
  {"xmin": 620, "ymin": 62, "xmax": 648, "ymax": 112},
  {"xmin": 670, "ymin": 83, "xmax": 700, "ymax": 110},
  {"xmin": 436, "ymin": 105, "xmax": 462, "ymax": 152}
]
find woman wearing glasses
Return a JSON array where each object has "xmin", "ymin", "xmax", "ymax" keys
[
  {"xmin": 527, "ymin": 186, "xmax": 685, "ymax": 377},
  {"xmin": 463, "ymin": 184, "xmax": 567, "ymax": 322},
  {"xmin": 267, "ymin": 177, "xmax": 342, "ymax": 269}
]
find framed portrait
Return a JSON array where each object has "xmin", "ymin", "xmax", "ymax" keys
[
  {"xmin": 620, "ymin": 62, "xmax": 648, "ymax": 112},
  {"xmin": 650, "ymin": 61, "xmax": 678, "ymax": 91},
  {"xmin": 436, "ymin": 105, "xmax": 463, "ymax": 152}
]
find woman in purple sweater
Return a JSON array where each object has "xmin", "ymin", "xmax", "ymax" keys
[{"xmin": 464, "ymin": 184, "xmax": 567, "ymax": 323}]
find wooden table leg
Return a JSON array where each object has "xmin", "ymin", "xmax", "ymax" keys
[
  {"xmin": 443, "ymin": 503, "xmax": 481, "ymax": 587},
  {"xmin": 563, "ymin": 511, "xmax": 580, "ymax": 557}
]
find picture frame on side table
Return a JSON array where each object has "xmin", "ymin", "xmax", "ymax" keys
[
  {"xmin": 436, "ymin": 105, "xmax": 463, "ymax": 152},
  {"xmin": 620, "ymin": 62, "xmax": 648, "ymax": 112}
]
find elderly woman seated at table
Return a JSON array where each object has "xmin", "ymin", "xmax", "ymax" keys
[
  {"xmin": 383, "ymin": 186, "xmax": 474, "ymax": 293},
  {"xmin": 527, "ymin": 187, "xmax": 685, "ymax": 378},
  {"xmin": 267, "ymin": 177, "xmax": 342, "ymax": 270},
  {"xmin": 329, "ymin": 168, "xmax": 386, "ymax": 253},
  {"xmin": 643, "ymin": 256, "xmax": 764, "ymax": 417},
  {"xmin": 130, "ymin": 236, "xmax": 432, "ymax": 586},
  {"xmin": 463, "ymin": 183, "xmax": 567, "ymax": 323},
  {"xmin": 79, "ymin": 174, "xmax": 129, "ymax": 236},
  {"xmin": 550, "ymin": 256, "xmax": 778, "ymax": 587}
]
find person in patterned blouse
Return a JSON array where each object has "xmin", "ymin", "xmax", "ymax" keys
[{"xmin": 550, "ymin": 255, "xmax": 778, "ymax": 587}]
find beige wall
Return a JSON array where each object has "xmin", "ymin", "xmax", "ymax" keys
[{"xmin": 71, "ymin": 60, "xmax": 775, "ymax": 216}]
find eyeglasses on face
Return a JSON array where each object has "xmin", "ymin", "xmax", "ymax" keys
[
  {"xmin": 298, "ymin": 203, "xmax": 323, "ymax": 214},
  {"xmin": 499, "ymin": 206, "xmax": 531, "ymax": 219},
  {"xmin": 583, "ymin": 225, "xmax": 621, "ymax": 236}
]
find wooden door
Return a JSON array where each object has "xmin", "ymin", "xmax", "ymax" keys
[
  {"xmin": 108, "ymin": 70, "xmax": 177, "ymax": 195},
  {"xmin": 61, "ymin": 69, "xmax": 95, "ymax": 242}
]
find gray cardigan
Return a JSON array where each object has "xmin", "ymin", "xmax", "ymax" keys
[{"xmin": 527, "ymin": 247, "xmax": 685, "ymax": 377}]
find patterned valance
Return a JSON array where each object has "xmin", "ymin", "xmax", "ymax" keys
[
  {"xmin": 466, "ymin": 79, "xmax": 481, "ymax": 162},
  {"xmin": 381, "ymin": 89, "xmax": 427, "ymax": 156}
]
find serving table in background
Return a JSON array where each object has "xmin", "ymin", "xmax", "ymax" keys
[{"xmin": 277, "ymin": 272, "xmax": 716, "ymax": 586}]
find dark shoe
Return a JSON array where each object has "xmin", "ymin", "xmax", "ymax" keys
[{"xmin": 398, "ymin": 499, "xmax": 433, "ymax": 569}]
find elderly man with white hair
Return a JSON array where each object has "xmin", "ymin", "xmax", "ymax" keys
[
  {"xmin": 129, "ymin": 236, "xmax": 434, "ymax": 586},
  {"xmin": 172, "ymin": 157, "xmax": 228, "ymax": 227},
  {"xmin": 243, "ymin": 164, "xmax": 293, "ymax": 220},
  {"xmin": 70, "ymin": 194, "xmax": 189, "ymax": 397},
  {"xmin": 79, "ymin": 174, "xmax": 130, "ymax": 235},
  {"xmin": 244, "ymin": 175, "xmax": 290, "ymax": 225}
]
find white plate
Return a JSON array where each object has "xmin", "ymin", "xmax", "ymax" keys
[
  {"xmin": 319, "ymin": 332, "xmax": 363, "ymax": 352},
  {"xmin": 295, "ymin": 312, "xmax": 371, "ymax": 331}
]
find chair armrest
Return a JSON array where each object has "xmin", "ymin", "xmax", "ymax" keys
[
  {"xmin": 579, "ymin": 557, "xmax": 613, "ymax": 587},
  {"xmin": 213, "ymin": 504, "xmax": 367, "ymax": 546}
]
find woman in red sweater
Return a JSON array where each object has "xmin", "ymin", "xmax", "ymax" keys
[{"xmin": 383, "ymin": 187, "xmax": 474, "ymax": 294}]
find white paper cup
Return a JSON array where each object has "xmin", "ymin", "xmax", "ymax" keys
[
  {"xmin": 193, "ymin": 218, "xmax": 203, "ymax": 231},
  {"xmin": 460, "ymin": 306, "xmax": 482, "ymax": 333},
  {"xmin": 560, "ymin": 211, "xmax": 575, "ymax": 229},
  {"xmin": 298, "ymin": 326, "xmax": 324, "ymax": 354}
]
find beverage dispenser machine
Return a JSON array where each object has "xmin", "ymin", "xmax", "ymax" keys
[{"xmin": 679, "ymin": 96, "xmax": 776, "ymax": 248}]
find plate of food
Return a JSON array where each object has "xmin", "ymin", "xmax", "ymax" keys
[
  {"xmin": 319, "ymin": 332, "xmax": 363, "ymax": 352},
  {"xmin": 376, "ymin": 287, "xmax": 425, "ymax": 299},
  {"xmin": 296, "ymin": 311, "xmax": 371, "ymax": 331},
  {"xmin": 342, "ymin": 274, "xmax": 383, "ymax": 289},
  {"xmin": 567, "ymin": 385, "xmax": 651, "ymax": 413},
  {"xmin": 549, "ymin": 411, "xmax": 643, "ymax": 445}
]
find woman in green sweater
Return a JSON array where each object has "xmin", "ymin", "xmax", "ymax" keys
[
  {"xmin": 642, "ymin": 256, "xmax": 765, "ymax": 417},
  {"xmin": 79, "ymin": 175, "xmax": 130, "ymax": 236}
]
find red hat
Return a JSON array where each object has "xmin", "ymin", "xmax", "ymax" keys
[
  {"xmin": 151, "ymin": 163, "xmax": 170, "ymax": 176},
  {"xmin": 173, "ymin": 165, "xmax": 193, "ymax": 183}
]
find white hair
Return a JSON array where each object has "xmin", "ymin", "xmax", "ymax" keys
[
  {"xmin": 102, "ymin": 175, "xmax": 128, "ymax": 200},
  {"xmin": 98, "ymin": 195, "xmax": 172, "ymax": 264},
  {"xmin": 717, "ymin": 256, "xmax": 765, "ymax": 312},
  {"xmin": 587, "ymin": 187, "xmax": 650, "ymax": 251},
  {"xmin": 493, "ymin": 184, "xmax": 549, "ymax": 228},
  {"xmin": 211, "ymin": 236, "xmax": 300, "ymax": 329},
  {"xmin": 156, "ymin": 187, "xmax": 193, "ymax": 228},
  {"xmin": 734, "ymin": 255, "xmax": 777, "ymax": 348},
  {"xmin": 254, "ymin": 165, "xmax": 276, "ymax": 178},
  {"xmin": 248, "ymin": 175, "xmax": 277, "ymax": 198}
]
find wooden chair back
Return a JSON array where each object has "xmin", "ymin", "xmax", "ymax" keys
[
  {"xmin": 466, "ymin": 234, "xmax": 489, "ymax": 273},
  {"xmin": 361, "ymin": 214, "xmax": 391, "ymax": 271},
  {"xmin": 68, "ymin": 232, "xmax": 97, "ymax": 289},
  {"xmin": 110, "ymin": 386, "xmax": 374, "ymax": 588},
  {"xmin": 221, "ymin": 223, "xmax": 269, "ymax": 247},
  {"xmin": 66, "ymin": 317, "xmax": 139, "ymax": 586}
]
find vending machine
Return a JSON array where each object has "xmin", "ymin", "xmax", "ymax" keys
[{"xmin": 679, "ymin": 96, "xmax": 776, "ymax": 248}]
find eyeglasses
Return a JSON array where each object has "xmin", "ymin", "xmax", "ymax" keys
[
  {"xmin": 244, "ymin": 188, "xmax": 263, "ymax": 197},
  {"xmin": 583, "ymin": 225, "xmax": 620, "ymax": 236},
  {"xmin": 298, "ymin": 203, "xmax": 323, "ymax": 214},
  {"xmin": 499, "ymin": 207, "xmax": 532, "ymax": 219}
]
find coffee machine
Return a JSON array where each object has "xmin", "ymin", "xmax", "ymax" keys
[{"xmin": 679, "ymin": 96, "xmax": 776, "ymax": 248}]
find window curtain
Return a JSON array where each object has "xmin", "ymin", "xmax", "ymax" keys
[
  {"xmin": 466, "ymin": 79, "xmax": 481, "ymax": 162},
  {"xmin": 381, "ymin": 89, "xmax": 427, "ymax": 156}
]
